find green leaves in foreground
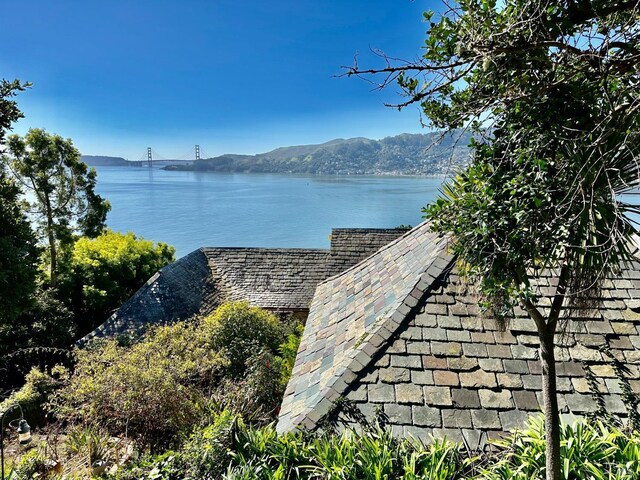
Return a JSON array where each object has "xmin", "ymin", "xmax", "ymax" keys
[
  {"xmin": 485, "ymin": 416, "xmax": 640, "ymax": 480},
  {"xmin": 226, "ymin": 418, "xmax": 640, "ymax": 480},
  {"xmin": 226, "ymin": 423, "xmax": 472, "ymax": 480},
  {"xmin": 109, "ymin": 414, "xmax": 640, "ymax": 480}
]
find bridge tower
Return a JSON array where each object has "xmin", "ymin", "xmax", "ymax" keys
[
  {"xmin": 195, "ymin": 144, "xmax": 201, "ymax": 161},
  {"xmin": 147, "ymin": 147, "xmax": 153, "ymax": 167}
]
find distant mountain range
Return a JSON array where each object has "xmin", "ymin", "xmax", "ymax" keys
[{"xmin": 82, "ymin": 131, "xmax": 472, "ymax": 175}]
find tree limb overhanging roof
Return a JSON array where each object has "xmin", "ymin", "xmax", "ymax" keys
[{"xmin": 278, "ymin": 224, "xmax": 640, "ymax": 439}]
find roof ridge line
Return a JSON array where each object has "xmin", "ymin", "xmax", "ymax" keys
[
  {"xmin": 292, "ymin": 236, "xmax": 455, "ymax": 431},
  {"xmin": 318, "ymin": 220, "xmax": 433, "ymax": 288},
  {"xmin": 201, "ymin": 247, "xmax": 331, "ymax": 253},
  {"xmin": 78, "ymin": 249, "xmax": 210, "ymax": 345}
]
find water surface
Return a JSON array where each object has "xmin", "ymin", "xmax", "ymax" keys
[{"xmin": 94, "ymin": 166, "xmax": 444, "ymax": 257}]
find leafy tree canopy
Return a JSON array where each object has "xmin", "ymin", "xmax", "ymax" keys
[
  {"xmin": 0, "ymin": 79, "xmax": 40, "ymax": 349},
  {"xmin": 0, "ymin": 79, "xmax": 29, "ymax": 144},
  {"xmin": 0, "ymin": 165, "xmax": 40, "ymax": 325},
  {"xmin": 57, "ymin": 230, "xmax": 175, "ymax": 336},
  {"xmin": 347, "ymin": 1, "xmax": 639, "ymax": 478},
  {"xmin": 4, "ymin": 128, "xmax": 111, "ymax": 285}
]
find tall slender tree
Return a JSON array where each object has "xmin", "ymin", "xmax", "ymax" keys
[
  {"xmin": 4, "ymin": 129, "xmax": 110, "ymax": 286},
  {"xmin": 346, "ymin": 1, "xmax": 640, "ymax": 479}
]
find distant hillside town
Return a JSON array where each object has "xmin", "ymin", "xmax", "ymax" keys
[{"xmin": 82, "ymin": 131, "xmax": 471, "ymax": 176}]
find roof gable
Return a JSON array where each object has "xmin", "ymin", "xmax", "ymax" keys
[
  {"xmin": 202, "ymin": 248, "xmax": 332, "ymax": 311},
  {"xmin": 278, "ymin": 227, "xmax": 640, "ymax": 443},
  {"xmin": 81, "ymin": 228, "xmax": 409, "ymax": 343},
  {"xmin": 277, "ymin": 221, "xmax": 452, "ymax": 432}
]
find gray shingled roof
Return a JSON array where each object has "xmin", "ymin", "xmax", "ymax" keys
[
  {"xmin": 80, "ymin": 228, "xmax": 407, "ymax": 343},
  {"xmin": 81, "ymin": 249, "xmax": 216, "ymax": 342},
  {"xmin": 202, "ymin": 248, "xmax": 333, "ymax": 311},
  {"xmin": 278, "ymin": 221, "xmax": 451, "ymax": 431},
  {"xmin": 277, "ymin": 222, "xmax": 640, "ymax": 447}
]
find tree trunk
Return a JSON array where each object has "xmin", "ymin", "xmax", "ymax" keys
[
  {"xmin": 540, "ymin": 327, "xmax": 561, "ymax": 480},
  {"xmin": 45, "ymin": 196, "xmax": 57, "ymax": 287}
]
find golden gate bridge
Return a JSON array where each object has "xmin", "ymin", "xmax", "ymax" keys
[{"xmin": 129, "ymin": 144, "xmax": 211, "ymax": 166}]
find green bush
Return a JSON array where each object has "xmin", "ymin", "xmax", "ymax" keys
[
  {"xmin": 13, "ymin": 447, "xmax": 48, "ymax": 480},
  {"xmin": 104, "ymin": 414, "xmax": 640, "ymax": 480},
  {"xmin": 64, "ymin": 425, "xmax": 113, "ymax": 465},
  {"xmin": 111, "ymin": 411, "xmax": 238, "ymax": 480},
  {"xmin": 483, "ymin": 416, "xmax": 640, "ymax": 480},
  {"xmin": 278, "ymin": 324, "xmax": 303, "ymax": 386},
  {"xmin": 212, "ymin": 352, "xmax": 286, "ymax": 425},
  {"xmin": 226, "ymin": 423, "xmax": 470, "ymax": 480},
  {"xmin": 3, "ymin": 287, "xmax": 75, "ymax": 358},
  {"xmin": 0, "ymin": 366, "xmax": 65, "ymax": 428},
  {"xmin": 226, "ymin": 417, "xmax": 640, "ymax": 480},
  {"xmin": 50, "ymin": 301, "xmax": 298, "ymax": 450},
  {"xmin": 57, "ymin": 229, "xmax": 175, "ymax": 337},
  {"xmin": 51, "ymin": 321, "xmax": 224, "ymax": 450},
  {"xmin": 205, "ymin": 302, "xmax": 284, "ymax": 378},
  {"xmin": 180, "ymin": 410, "xmax": 237, "ymax": 480},
  {"xmin": 110, "ymin": 450, "xmax": 182, "ymax": 480}
]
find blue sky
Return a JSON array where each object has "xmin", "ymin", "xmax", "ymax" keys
[{"xmin": 2, "ymin": 1, "xmax": 435, "ymax": 159}]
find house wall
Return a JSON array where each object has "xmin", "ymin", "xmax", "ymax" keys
[{"xmin": 343, "ymin": 268, "xmax": 640, "ymax": 449}]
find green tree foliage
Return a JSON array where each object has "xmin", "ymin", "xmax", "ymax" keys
[
  {"xmin": 57, "ymin": 230, "xmax": 175, "ymax": 336},
  {"xmin": 4, "ymin": 128, "xmax": 111, "ymax": 286},
  {"xmin": 0, "ymin": 79, "xmax": 40, "ymax": 346},
  {"xmin": 0, "ymin": 79, "xmax": 29, "ymax": 144},
  {"xmin": 0, "ymin": 366, "xmax": 65, "ymax": 428},
  {"xmin": 347, "ymin": 2, "xmax": 640, "ymax": 478},
  {"xmin": 0, "ymin": 167, "xmax": 40, "ymax": 328},
  {"xmin": 206, "ymin": 301, "xmax": 285, "ymax": 378},
  {"xmin": 7, "ymin": 289, "xmax": 75, "ymax": 353}
]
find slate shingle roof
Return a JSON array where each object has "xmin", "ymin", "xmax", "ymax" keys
[
  {"xmin": 202, "ymin": 248, "xmax": 333, "ymax": 311},
  {"xmin": 80, "ymin": 228, "xmax": 407, "ymax": 343},
  {"xmin": 277, "ymin": 222, "xmax": 640, "ymax": 447},
  {"xmin": 278, "ymin": 222, "xmax": 451, "ymax": 431},
  {"xmin": 81, "ymin": 249, "xmax": 216, "ymax": 342}
]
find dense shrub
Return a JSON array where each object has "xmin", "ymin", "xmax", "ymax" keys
[
  {"xmin": 114, "ymin": 415, "xmax": 640, "ymax": 480},
  {"xmin": 111, "ymin": 450, "xmax": 183, "ymax": 480},
  {"xmin": 111, "ymin": 415, "xmax": 470, "ymax": 480},
  {"xmin": 50, "ymin": 302, "xmax": 300, "ymax": 450},
  {"xmin": 212, "ymin": 352, "xmax": 286, "ymax": 425},
  {"xmin": 0, "ymin": 367, "xmax": 65, "ymax": 428},
  {"xmin": 180, "ymin": 410, "xmax": 238, "ymax": 479},
  {"xmin": 206, "ymin": 302, "xmax": 284, "ymax": 378},
  {"xmin": 111, "ymin": 411, "xmax": 238, "ymax": 480},
  {"xmin": 57, "ymin": 230, "xmax": 175, "ymax": 337},
  {"xmin": 226, "ymin": 422, "xmax": 470, "ymax": 480},
  {"xmin": 13, "ymin": 447, "xmax": 48, "ymax": 480},
  {"xmin": 0, "ymin": 344, "xmax": 74, "ymax": 395},
  {"xmin": 51, "ymin": 321, "xmax": 224, "ymax": 450},
  {"xmin": 2, "ymin": 287, "xmax": 75, "ymax": 362}
]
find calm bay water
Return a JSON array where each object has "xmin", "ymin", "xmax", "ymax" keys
[{"xmin": 94, "ymin": 166, "xmax": 444, "ymax": 258}]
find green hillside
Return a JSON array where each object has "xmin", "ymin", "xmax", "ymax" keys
[{"xmin": 166, "ymin": 131, "xmax": 471, "ymax": 175}]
